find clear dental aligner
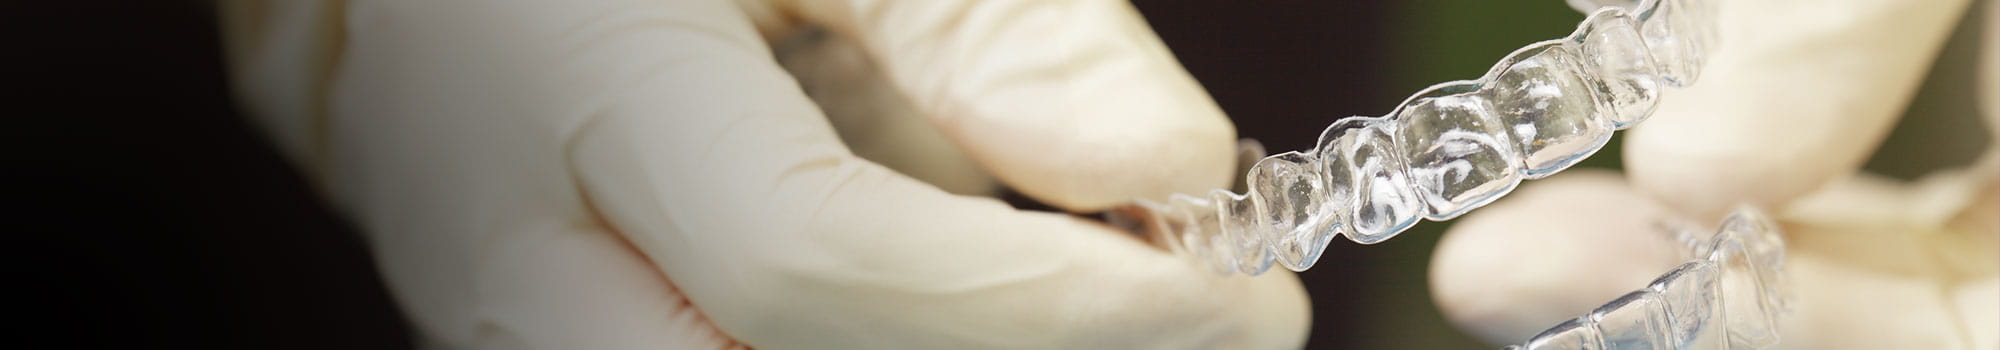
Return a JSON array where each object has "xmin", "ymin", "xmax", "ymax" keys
[
  {"xmin": 1134, "ymin": 0, "xmax": 1717, "ymax": 275},
  {"xmin": 1506, "ymin": 207, "xmax": 1789, "ymax": 350}
]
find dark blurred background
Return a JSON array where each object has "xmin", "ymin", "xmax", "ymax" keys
[{"xmin": 6, "ymin": 0, "xmax": 1982, "ymax": 349}]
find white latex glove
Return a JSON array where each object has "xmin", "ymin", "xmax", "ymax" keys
[
  {"xmin": 218, "ymin": 0, "xmax": 1310, "ymax": 349},
  {"xmin": 1430, "ymin": 0, "xmax": 1997, "ymax": 348}
]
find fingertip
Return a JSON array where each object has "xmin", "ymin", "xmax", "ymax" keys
[
  {"xmin": 930, "ymin": 49, "xmax": 1242, "ymax": 211},
  {"xmin": 980, "ymin": 109, "xmax": 1239, "ymax": 211},
  {"xmin": 784, "ymin": 0, "xmax": 1244, "ymax": 211},
  {"xmin": 1237, "ymin": 272, "xmax": 1311, "ymax": 349},
  {"xmin": 1622, "ymin": 131, "xmax": 1814, "ymax": 220},
  {"xmin": 1619, "ymin": 0, "xmax": 1971, "ymax": 220},
  {"xmin": 1429, "ymin": 170, "xmax": 1682, "ymax": 344}
]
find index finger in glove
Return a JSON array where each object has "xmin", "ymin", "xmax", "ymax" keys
[
  {"xmin": 568, "ymin": 0, "xmax": 1308, "ymax": 348},
  {"xmin": 770, "ymin": 0, "xmax": 1240, "ymax": 211},
  {"xmin": 1429, "ymin": 171, "xmax": 1685, "ymax": 344},
  {"xmin": 1625, "ymin": 0, "xmax": 1973, "ymax": 220}
]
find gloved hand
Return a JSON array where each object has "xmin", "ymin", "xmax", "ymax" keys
[
  {"xmin": 1429, "ymin": 0, "xmax": 1997, "ymax": 348},
  {"xmin": 218, "ymin": 0, "xmax": 1309, "ymax": 348}
]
